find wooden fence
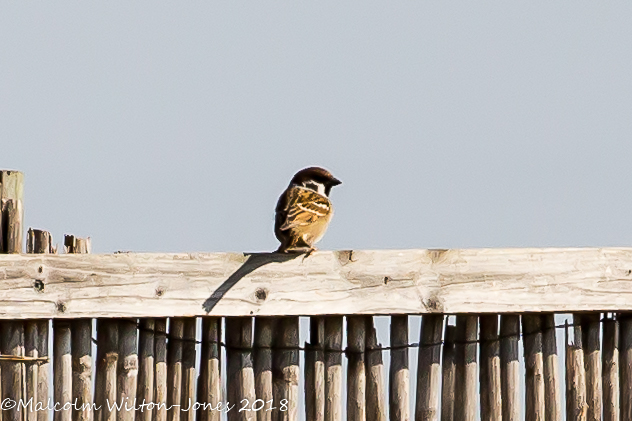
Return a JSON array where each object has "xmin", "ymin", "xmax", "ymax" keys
[{"xmin": 2, "ymin": 169, "xmax": 632, "ymax": 421}]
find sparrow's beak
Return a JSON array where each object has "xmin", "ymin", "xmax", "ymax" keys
[{"xmin": 330, "ymin": 177, "xmax": 342, "ymax": 186}]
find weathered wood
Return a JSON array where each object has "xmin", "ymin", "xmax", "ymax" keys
[
  {"xmin": 620, "ymin": 314, "xmax": 632, "ymax": 421},
  {"xmin": 95, "ymin": 320, "xmax": 119, "ymax": 421},
  {"xmin": 181, "ymin": 318, "xmax": 197, "ymax": 421},
  {"xmin": 168, "ymin": 319, "xmax": 184, "ymax": 421},
  {"xmin": 0, "ymin": 170, "xmax": 24, "ymax": 253},
  {"xmin": 542, "ymin": 314, "xmax": 561, "ymax": 421},
  {"xmin": 602, "ymin": 316, "xmax": 619, "ymax": 421},
  {"xmin": 389, "ymin": 316, "xmax": 409, "ymax": 421},
  {"xmin": 225, "ymin": 317, "xmax": 255, "ymax": 421},
  {"xmin": 137, "ymin": 319, "xmax": 155, "ymax": 421},
  {"xmin": 272, "ymin": 317, "xmax": 299, "ymax": 421},
  {"xmin": 324, "ymin": 317, "xmax": 343, "ymax": 421},
  {"xmin": 197, "ymin": 317, "xmax": 221, "ymax": 421},
  {"xmin": 66, "ymin": 235, "xmax": 93, "ymax": 421},
  {"xmin": 6, "ymin": 247, "xmax": 632, "ymax": 317},
  {"xmin": 347, "ymin": 316, "xmax": 366, "ymax": 421},
  {"xmin": 522, "ymin": 315, "xmax": 545, "ymax": 421},
  {"xmin": 153, "ymin": 319, "xmax": 167, "ymax": 421},
  {"xmin": 479, "ymin": 315, "xmax": 501, "ymax": 421},
  {"xmin": 500, "ymin": 315, "xmax": 520, "ymax": 421},
  {"xmin": 254, "ymin": 317, "xmax": 274, "ymax": 421},
  {"xmin": 118, "ymin": 320, "xmax": 138, "ymax": 421},
  {"xmin": 0, "ymin": 171, "xmax": 24, "ymax": 421},
  {"xmin": 305, "ymin": 317, "xmax": 324, "ymax": 421},
  {"xmin": 440, "ymin": 325, "xmax": 456, "ymax": 421},
  {"xmin": 578, "ymin": 314, "xmax": 602, "ymax": 421},
  {"xmin": 366, "ymin": 318, "xmax": 386, "ymax": 421},
  {"xmin": 416, "ymin": 315, "xmax": 443, "ymax": 421},
  {"xmin": 566, "ymin": 322, "xmax": 587, "ymax": 421},
  {"xmin": 54, "ymin": 320, "xmax": 72, "ymax": 421},
  {"xmin": 454, "ymin": 315, "xmax": 477, "ymax": 421},
  {"xmin": 26, "ymin": 229, "xmax": 53, "ymax": 421}
]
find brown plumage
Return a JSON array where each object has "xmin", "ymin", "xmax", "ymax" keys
[{"xmin": 275, "ymin": 167, "xmax": 342, "ymax": 253}]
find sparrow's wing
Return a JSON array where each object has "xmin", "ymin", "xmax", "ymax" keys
[{"xmin": 279, "ymin": 187, "xmax": 331, "ymax": 231}]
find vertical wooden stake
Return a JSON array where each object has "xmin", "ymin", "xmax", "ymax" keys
[
  {"xmin": 168, "ymin": 319, "xmax": 184, "ymax": 421},
  {"xmin": 137, "ymin": 319, "xmax": 155, "ymax": 421},
  {"xmin": 54, "ymin": 321, "xmax": 72, "ymax": 421},
  {"xmin": 440, "ymin": 325, "xmax": 456, "ymax": 421},
  {"xmin": 254, "ymin": 318, "xmax": 274, "ymax": 421},
  {"xmin": 578, "ymin": 314, "xmax": 602, "ymax": 421},
  {"xmin": 305, "ymin": 317, "xmax": 324, "ymax": 421},
  {"xmin": 389, "ymin": 316, "xmax": 409, "ymax": 421},
  {"xmin": 566, "ymin": 321, "xmax": 587, "ymax": 421},
  {"xmin": 542, "ymin": 315, "xmax": 561, "ymax": 421},
  {"xmin": 324, "ymin": 317, "xmax": 343, "ymax": 421},
  {"xmin": 26, "ymin": 229, "xmax": 52, "ymax": 421},
  {"xmin": 181, "ymin": 319, "xmax": 197, "ymax": 421},
  {"xmin": 366, "ymin": 317, "xmax": 386, "ymax": 421},
  {"xmin": 226, "ymin": 317, "xmax": 255, "ymax": 421},
  {"xmin": 197, "ymin": 318, "xmax": 221, "ymax": 421},
  {"xmin": 95, "ymin": 320, "xmax": 119, "ymax": 421},
  {"xmin": 522, "ymin": 315, "xmax": 545, "ymax": 421},
  {"xmin": 500, "ymin": 315, "xmax": 520, "ymax": 421},
  {"xmin": 619, "ymin": 314, "xmax": 632, "ymax": 421},
  {"xmin": 1, "ymin": 170, "xmax": 25, "ymax": 421},
  {"xmin": 66, "ymin": 235, "xmax": 94, "ymax": 421},
  {"xmin": 153, "ymin": 320, "xmax": 168, "ymax": 421},
  {"xmin": 479, "ymin": 315, "xmax": 501, "ymax": 421},
  {"xmin": 602, "ymin": 316, "xmax": 619, "ymax": 421},
  {"xmin": 272, "ymin": 317, "xmax": 299, "ymax": 421},
  {"xmin": 117, "ymin": 320, "xmax": 138, "ymax": 421},
  {"xmin": 416, "ymin": 315, "xmax": 443, "ymax": 421},
  {"xmin": 346, "ymin": 316, "xmax": 366, "ymax": 421},
  {"xmin": 454, "ymin": 315, "xmax": 477, "ymax": 421}
]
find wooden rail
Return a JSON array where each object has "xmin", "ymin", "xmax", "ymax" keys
[{"xmin": 0, "ymin": 247, "xmax": 632, "ymax": 318}]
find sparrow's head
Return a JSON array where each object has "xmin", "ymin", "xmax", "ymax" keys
[{"xmin": 290, "ymin": 166, "xmax": 342, "ymax": 196}]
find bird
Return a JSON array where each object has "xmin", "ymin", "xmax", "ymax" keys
[{"xmin": 275, "ymin": 166, "xmax": 342, "ymax": 254}]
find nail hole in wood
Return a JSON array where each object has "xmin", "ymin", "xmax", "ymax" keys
[
  {"xmin": 155, "ymin": 287, "xmax": 165, "ymax": 297},
  {"xmin": 255, "ymin": 288, "xmax": 268, "ymax": 302},
  {"xmin": 56, "ymin": 301, "xmax": 66, "ymax": 313},
  {"xmin": 33, "ymin": 280, "xmax": 44, "ymax": 292},
  {"xmin": 384, "ymin": 276, "xmax": 391, "ymax": 284}
]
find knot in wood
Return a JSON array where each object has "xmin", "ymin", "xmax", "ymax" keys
[
  {"xmin": 155, "ymin": 287, "xmax": 165, "ymax": 297},
  {"xmin": 33, "ymin": 279, "xmax": 44, "ymax": 292},
  {"xmin": 255, "ymin": 288, "xmax": 268, "ymax": 302},
  {"xmin": 56, "ymin": 301, "xmax": 66, "ymax": 313}
]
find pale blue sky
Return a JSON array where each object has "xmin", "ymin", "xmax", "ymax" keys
[{"xmin": 1, "ymin": 2, "xmax": 630, "ymax": 419}]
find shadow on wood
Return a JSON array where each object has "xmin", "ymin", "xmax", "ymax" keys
[{"xmin": 203, "ymin": 252, "xmax": 300, "ymax": 314}]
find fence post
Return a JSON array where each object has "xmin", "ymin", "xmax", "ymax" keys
[
  {"xmin": 542, "ymin": 315, "xmax": 561, "ymax": 421},
  {"xmin": 416, "ymin": 315, "xmax": 443, "ymax": 421},
  {"xmin": 254, "ymin": 317, "xmax": 274, "ymax": 421},
  {"xmin": 305, "ymin": 317, "xmax": 324, "ymax": 421},
  {"xmin": 440, "ymin": 325, "xmax": 456, "ymax": 421},
  {"xmin": 226, "ymin": 317, "xmax": 255, "ymax": 421},
  {"xmin": 346, "ymin": 316, "xmax": 366, "ymax": 421},
  {"xmin": 480, "ymin": 315, "xmax": 501, "ymax": 421},
  {"xmin": 389, "ymin": 316, "xmax": 409, "ymax": 421},
  {"xmin": 454, "ymin": 315, "xmax": 478, "ymax": 421},
  {"xmin": 324, "ymin": 317, "xmax": 343, "ymax": 421},
  {"xmin": 522, "ymin": 315, "xmax": 545, "ymax": 421},
  {"xmin": 602, "ymin": 315, "xmax": 619, "ymax": 421},
  {"xmin": 272, "ymin": 317, "xmax": 299, "ymax": 421},
  {"xmin": 197, "ymin": 318, "xmax": 221, "ymax": 421},
  {"xmin": 153, "ymin": 320, "xmax": 168, "ymax": 421},
  {"xmin": 500, "ymin": 315, "xmax": 520, "ymax": 421}
]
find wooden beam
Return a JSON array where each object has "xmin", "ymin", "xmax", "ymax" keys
[{"xmin": 4, "ymin": 247, "xmax": 632, "ymax": 317}]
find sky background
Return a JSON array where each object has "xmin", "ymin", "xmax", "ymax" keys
[{"xmin": 2, "ymin": 2, "xmax": 631, "ymax": 420}]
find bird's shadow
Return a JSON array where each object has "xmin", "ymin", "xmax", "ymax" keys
[{"xmin": 202, "ymin": 252, "xmax": 301, "ymax": 314}]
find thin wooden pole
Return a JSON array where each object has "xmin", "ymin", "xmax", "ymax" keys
[
  {"xmin": 500, "ymin": 315, "xmax": 520, "ymax": 421},
  {"xmin": 117, "ymin": 320, "xmax": 138, "ymax": 421},
  {"xmin": 168, "ymin": 319, "xmax": 184, "ymax": 421},
  {"xmin": 454, "ymin": 315, "xmax": 477, "ymax": 421},
  {"xmin": 366, "ymin": 317, "xmax": 386, "ymax": 421},
  {"xmin": 197, "ymin": 317, "xmax": 221, "ymax": 421},
  {"xmin": 522, "ymin": 315, "xmax": 545, "ymax": 421},
  {"xmin": 254, "ymin": 318, "xmax": 274, "ymax": 421},
  {"xmin": 66, "ymin": 235, "xmax": 93, "ymax": 421},
  {"xmin": 137, "ymin": 319, "xmax": 155, "ymax": 421},
  {"xmin": 346, "ymin": 316, "xmax": 366, "ymax": 421},
  {"xmin": 225, "ymin": 317, "xmax": 255, "ymax": 421},
  {"xmin": 579, "ymin": 313, "xmax": 602, "ymax": 421},
  {"xmin": 95, "ymin": 320, "xmax": 119, "ymax": 421},
  {"xmin": 416, "ymin": 315, "xmax": 443, "ymax": 421},
  {"xmin": 181, "ymin": 318, "xmax": 197, "ymax": 421},
  {"xmin": 324, "ymin": 317, "xmax": 343, "ymax": 421},
  {"xmin": 479, "ymin": 315, "xmax": 501, "ymax": 421},
  {"xmin": 440, "ymin": 325, "xmax": 456, "ymax": 421},
  {"xmin": 389, "ymin": 316, "xmax": 409, "ymax": 421},
  {"xmin": 542, "ymin": 314, "xmax": 561, "ymax": 421},
  {"xmin": 305, "ymin": 317, "xmax": 324, "ymax": 421},
  {"xmin": 153, "ymin": 319, "xmax": 168, "ymax": 421},
  {"xmin": 620, "ymin": 314, "xmax": 632, "ymax": 421},
  {"xmin": 566, "ymin": 321, "xmax": 587, "ymax": 421},
  {"xmin": 26, "ymin": 229, "xmax": 52, "ymax": 421},
  {"xmin": 1, "ymin": 170, "xmax": 24, "ymax": 421},
  {"xmin": 54, "ymin": 321, "xmax": 72, "ymax": 421},
  {"xmin": 272, "ymin": 317, "xmax": 299, "ymax": 421},
  {"xmin": 602, "ymin": 315, "xmax": 619, "ymax": 421}
]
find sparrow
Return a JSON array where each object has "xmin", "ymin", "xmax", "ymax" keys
[{"xmin": 275, "ymin": 167, "xmax": 342, "ymax": 253}]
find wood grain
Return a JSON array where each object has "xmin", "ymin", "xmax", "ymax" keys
[{"xmin": 4, "ymin": 247, "xmax": 632, "ymax": 317}]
